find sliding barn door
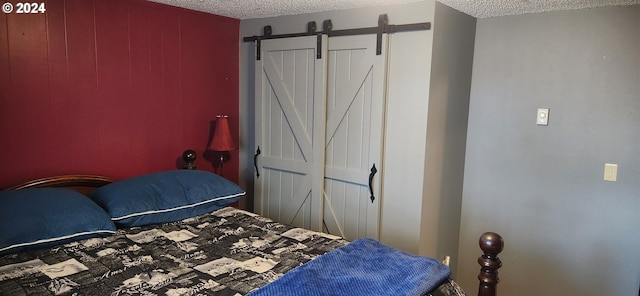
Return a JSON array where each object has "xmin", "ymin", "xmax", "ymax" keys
[
  {"xmin": 254, "ymin": 34, "xmax": 386, "ymax": 240},
  {"xmin": 254, "ymin": 36, "xmax": 328, "ymax": 231},
  {"xmin": 323, "ymin": 35, "xmax": 387, "ymax": 240}
]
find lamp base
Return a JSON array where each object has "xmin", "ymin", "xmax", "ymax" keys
[{"xmin": 217, "ymin": 154, "xmax": 225, "ymax": 176}]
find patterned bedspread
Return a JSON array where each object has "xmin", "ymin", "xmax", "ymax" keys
[{"xmin": 0, "ymin": 207, "xmax": 465, "ymax": 296}]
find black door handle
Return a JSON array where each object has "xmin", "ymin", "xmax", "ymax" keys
[
  {"xmin": 368, "ymin": 164, "xmax": 377, "ymax": 203},
  {"xmin": 254, "ymin": 146, "xmax": 261, "ymax": 178}
]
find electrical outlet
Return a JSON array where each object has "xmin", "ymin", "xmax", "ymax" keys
[{"xmin": 537, "ymin": 108, "xmax": 549, "ymax": 126}]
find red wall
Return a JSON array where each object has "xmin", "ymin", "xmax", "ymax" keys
[{"xmin": 0, "ymin": 0, "xmax": 240, "ymax": 187}]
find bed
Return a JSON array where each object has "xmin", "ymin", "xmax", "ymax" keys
[{"xmin": 0, "ymin": 171, "xmax": 503, "ymax": 296}]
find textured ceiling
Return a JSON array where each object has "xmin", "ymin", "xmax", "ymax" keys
[
  {"xmin": 439, "ymin": 0, "xmax": 639, "ymax": 18},
  {"xmin": 147, "ymin": 0, "xmax": 640, "ymax": 19}
]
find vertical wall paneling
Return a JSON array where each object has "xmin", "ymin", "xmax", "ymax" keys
[
  {"xmin": 5, "ymin": 6, "xmax": 49, "ymax": 169},
  {"xmin": 46, "ymin": 0, "xmax": 71, "ymax": 161},
  {"xmin": 155, "ymin": 6, "xmax": 183, "ymax": 170},
  {"xmin": 0, "ymin": 10, "xmax": 8, "ymax": 88},
  {"xmin": 63, "ymin": 0, "xmax": 101, "ymax": 173},
  {"xmin": 95, "ymin": 0, "xmax": 132, "ymax": 173},
  {"xmin": 0, "ymin": 9, "xmax": 11, "ymax": 155},
  {"xmin": 128, "ymin": 1, "xmax": 155, "ymax": 168},
  {"xmin": 0, "ymin": 0, "xmax": 240, "ymax": 187}
]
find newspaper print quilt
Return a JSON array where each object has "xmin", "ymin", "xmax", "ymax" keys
[{"xmin": 0, "ymin": 207, "xmax": 464, "ymax": 296}]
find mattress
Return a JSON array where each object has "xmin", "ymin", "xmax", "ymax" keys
[{"xmin": 0, "ymin": 207, "xmax": 465, "ymax": 296}]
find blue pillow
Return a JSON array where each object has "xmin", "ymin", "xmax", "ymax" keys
[
  {"xmin": 89, "ymin": 170, "xmax": 245, "ymax": 227},
  {"xmin": 0, "ymin": 188, "xmax": 117, "ymax": 255}
]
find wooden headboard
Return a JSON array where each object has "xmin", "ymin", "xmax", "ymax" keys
[{"xmin": 4, "ymin": 175, "xmax": 115, "ymax": 194}]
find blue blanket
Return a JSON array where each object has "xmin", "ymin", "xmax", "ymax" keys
[{"xmin": 247, "ymin": 238, "xmax": 451, "ymax": 296}]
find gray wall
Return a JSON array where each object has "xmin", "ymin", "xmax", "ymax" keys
[
  {"xmin": 458, "ymin": 6, "xmax": 640, "ymax": 296},
  {"xmin": 420, "ymin": 1, "xmax": 476, "ymax": 274}
]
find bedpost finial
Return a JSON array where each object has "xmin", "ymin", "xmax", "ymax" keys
[
  {"xmin": 478, "ymin": 232, "xmax": 503, "ymax": 296},
  {"xmin": 183, "ymin": 149, "xmax": 197, "ymax": 170},
  {"xmin": 479, "ymin": 232, "xmax": 503, "ymax": 255}
]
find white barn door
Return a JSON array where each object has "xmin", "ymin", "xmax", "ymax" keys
[
  {"xmin": 254, "ymin": 36, "xmax": 328, "ymax": 231},
  {"xmin": 254, "ymin": 34, "xmax": 386, "ymax": 240},
  {"xmin": 323, "ymin": 35, "xmax": 387, "ymax": 240}
]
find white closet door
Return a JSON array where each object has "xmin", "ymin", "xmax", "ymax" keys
[
  {"xmin": 323, "ymin": 35, "xmax": 387, "ymax": 240},
  {"xmin": 254, "ymin": 36, "xmax": 328, "ymax": 231}
]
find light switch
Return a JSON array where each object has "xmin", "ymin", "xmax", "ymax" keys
[
  {"xmin": 537, "ymin": 108, "xmax": 549, "ymax": 126},
  {"xmin": 604, "ymin": 163, "xmax": 618, "ymax": 182}
]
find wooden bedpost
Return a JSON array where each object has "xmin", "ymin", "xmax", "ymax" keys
[{"xmin": 478, "ymin": 232, "xmax": 504, "ymax": 296}]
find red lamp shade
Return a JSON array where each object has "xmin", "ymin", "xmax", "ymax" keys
[{"xmin": 210, "ymin": 115, "xmax": 237, "ymax": 151}]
